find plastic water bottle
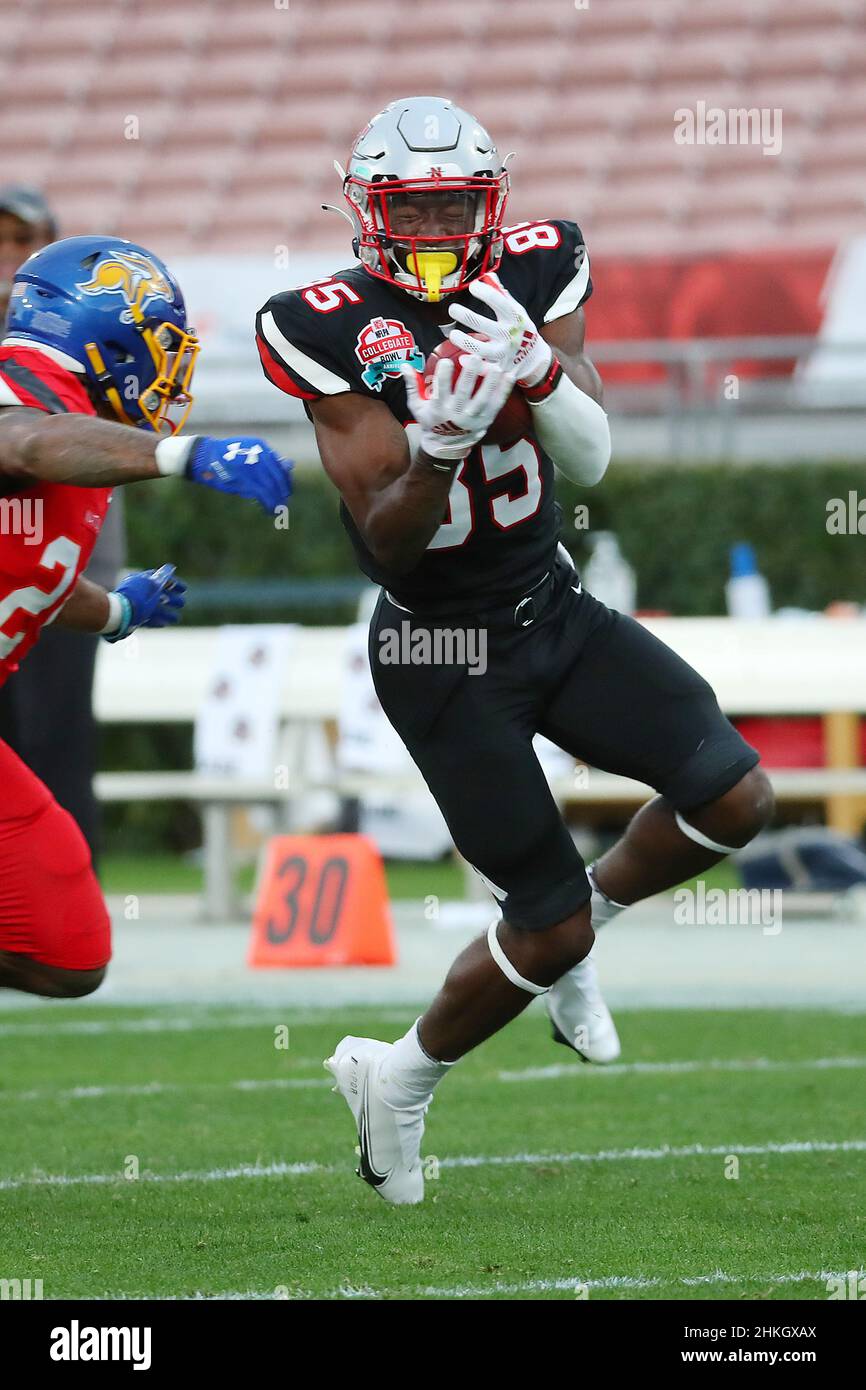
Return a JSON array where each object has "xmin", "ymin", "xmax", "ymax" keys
[
  {"xmin": 584, "ymin": 532, "xmax": 637, "ymax": 614},
  {"xmin": 725, "ymin": 542, "xmax": 772, "ymax": 619}
]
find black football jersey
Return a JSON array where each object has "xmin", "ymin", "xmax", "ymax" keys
[{"xmin": 256, "ymin": 219, "xmax": 592, "ymax": 609}]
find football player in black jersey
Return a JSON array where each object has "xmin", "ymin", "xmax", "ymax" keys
[{"xmin": 257, "ymin": 97, "xmax": 773, "ymax": 1204}]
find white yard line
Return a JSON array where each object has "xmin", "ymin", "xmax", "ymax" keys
[
  {"xmin": 499, "ymin": 1054, "xmax": 866, "ymax": 1081},
  {"xmin": 0, "ymin": 1160, "xmax": 328, "ymax": 1191},
  {"xmin": 7, "ymin": 1053, "xmax": 864, "ymax": 1105},
  {"xmin": 5, "ymin": 1077, "xmax": 331, "ymax": 1103},
  {"xmin": 441, "ymin": 1139, "xmax": 866, "ymax": 1168},
  {"xmin": 348, "ymin": 1266, "xmax": 864, "ymax": 1299},
  {"xmin": 0, "ymin": 1008, "xmax": 415, "ymax": 1038},
  {"xmin": 109, "ymin": 1268, "xmax": 865, "ymax": 1300},
  {"xmin": 2, "ymin": 1137, "xmax": 864, "ymax": 1193},
  {"xmin": 0, "ymin": 1013, "xmax": 291, "ymax": 1038}
]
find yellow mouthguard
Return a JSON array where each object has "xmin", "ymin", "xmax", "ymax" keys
[{"xmin": 406, "ymin": 251, "xmax": 458, "ymax": 302}]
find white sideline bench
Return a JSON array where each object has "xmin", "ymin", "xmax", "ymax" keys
[{"xmin": 94, "ymin": 619, "xmax": 866, "ymax": 918}]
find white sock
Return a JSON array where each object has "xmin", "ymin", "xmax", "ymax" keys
[
  {"xmin": 379, "ymin": 1020, "xmax": 454, "ymax": 1109},
  {"xmin": 587, "ymin": 863, "xmax": 628, "ymax": 929}
]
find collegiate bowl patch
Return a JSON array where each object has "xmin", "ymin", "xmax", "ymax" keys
[{"xmin": 354, "ymin": 316, "xmax": 423, "ymax": 391}]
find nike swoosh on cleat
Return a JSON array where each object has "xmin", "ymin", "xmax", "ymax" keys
[{"xmin": 356, "ymin": 1074, "xmax": 391, "ymax": 1189}]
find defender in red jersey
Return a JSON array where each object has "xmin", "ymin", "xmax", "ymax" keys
[{"xmin": 0, "ymin": 235, "xmax": 294, "ymax": 998}]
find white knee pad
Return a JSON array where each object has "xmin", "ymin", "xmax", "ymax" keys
[
  {"xmin": 486, "ymin": 919, "xmax": 549, "ymax": 996},
  {"xmin": 674, "ymin": 810, "xmax": 739, "ymax": 856}
]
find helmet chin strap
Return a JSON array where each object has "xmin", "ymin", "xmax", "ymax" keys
[
  {"xmin": 404, "ymin": 251, "xmax": 459, "ymax": 302},
  {"xmin": 82, "ymin": 341, "xmax": 135, "ymax": 426}
]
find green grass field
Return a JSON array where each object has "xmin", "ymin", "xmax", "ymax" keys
[
  {"xmin": 1, "ymin": 1001, "xmax": 863, "ymax": 1300},
  {"xmin": 98, "ymin": 853, "xmax": 738, "ymax": 901},
  {"xmin": 98, "ymin": 853, "xmax": 470, "ymax": 901}
]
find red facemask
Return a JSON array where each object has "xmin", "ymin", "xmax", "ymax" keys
[{"xmin": 345, "ymin": 172, "xmax": 510, "ymax": 302}]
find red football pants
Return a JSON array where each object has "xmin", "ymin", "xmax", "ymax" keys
[{"xmin": 0, "ymin": 736, "xmax": 111, "ymax": 971}]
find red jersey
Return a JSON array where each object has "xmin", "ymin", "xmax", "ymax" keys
[{"xmin": 0, "ymin": 346, "xmax": 112, "ymax": 684}]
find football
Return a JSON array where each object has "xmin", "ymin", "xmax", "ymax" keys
[{"xmin": 423, "ymin": 338, "xmax": 532, "ymax": 449}]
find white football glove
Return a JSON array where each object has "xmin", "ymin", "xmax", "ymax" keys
[
  {"xmin": 447, "ymin": 273, "xmax": 553, "ymax": 388},
  {"xmin": 400, "ymin": 354, "xmax": 515, "ymax": 463}
]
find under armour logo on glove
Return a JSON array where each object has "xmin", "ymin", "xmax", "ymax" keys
[
  {"xmin": 222, "ymin": 441, "xmax": 264, "ymax": 466},
  {"xmin": 185, "ymin": 435, "xmax": 294, "ymax": 513}
]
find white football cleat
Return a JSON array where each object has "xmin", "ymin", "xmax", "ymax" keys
[
  {"xmin": 324, "ymin": 1035, "xmax": 426, "ymax": 1205},
  {"xmin": 546, "ymin": 951, "xmax": 621, "ymax": 1064}
]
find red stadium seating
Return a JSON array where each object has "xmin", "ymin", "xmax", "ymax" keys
[{"xmin": 0, "ymin": 0, "xmax": 863, "ymax": 257}]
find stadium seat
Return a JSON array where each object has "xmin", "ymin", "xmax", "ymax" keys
[
  {"xmin": 745, "ymin": 75, "xmax": 833, "ymax": 122},
  {"xmin": 271, "ymin": 50, "xmax": 379, "ymax": 98},
  {"xmin": 493, "ymin": 4, "xmax": 578, "ymax": 41},
  {"xmin": 111, "ymin": 213, "xmax": 202, "ymax": 254},
  {"xmin": 385, "ymin": 0, "xmax": 494, "ymax": 43},
  {"xmin": 749, "ymin": 32, "xmax": 852, "ymax": 79},
  {"xmin": 628, "ymin": 88, "xmax": 749, "ymax": 143},
  {"xmin": 175, "ymin": 98, "xmax": 267, "ymax": 145},
  {"xmin": 14, "ymin": 12, "xmax": 117, "ymax": 59},
  {"xmin": 509, "ymin": 180, "xmax": 603, "ymax": 226},
  {"xmin": 800, "ymin": 124, "xmax": 866, "ymax": 173},
  {"xmin": 47, "ymin": 190, "xmax": 128, "ymax": 238},
  {"xmin": 606, "ymin": 137, "xmax": 705, "ymax": 182},
  {"xmin": 822, "ymin": 77, "xmax": 866, "ymax": 126},
  {"xmin": 569, "ymin": 0, "xmax": 662, "ymax": 40},
  {"xmin": 0, "ymin": 150, "xmax": 56, "ymax": 186},
  {"xmin": 65, "ymin": 108, "xmax": 178, "ymax": 165},
  {"xmin": 1, "ymin": 56, "xmax": 99, "ymax": 103},
  {"xmin": 195, "ymin": 3, "xmax": 294, "ymax": 49},
  {"xmin": 230, "ymin": 144, "xmax": 341, "ymax": 195},
  {"xmin": 526, "ymin": 133, "xmax": 621, "ymax": 181},
  {"xmin": 87, "ymin": 54, "xmax": 197, "ymax": 101},
  {"xmin": 761, "ymin": 0, "xmax": 862, "ymax": 29},
  {"xmin": 97, "ymin": 8, "xmax": 214, "ymax": 60},
  {"xmin": 543, "ymin": 87, "xmax": 644, "ymax": 136},
  {"xmin": 584, "ymin": 215, "xmax": 682, "ymax": 256},
  {"xmin": 783, "ymin": 208, "xmax": 866, "ymax": 246},
  {"xmin": 0, "ymin": 106, "xmax": 72, "ymax": 150},
  {"xmin": 654, "ymin": 39, "xmax": 751, "ymax": 83},
  {"xmin": 557, "ymin": 39, "xmax": 657, "ymax": 87},
  {"xmin": 6, "ymin": 0, "xmax": 859, "ymax": 257},
  {"xmin": 255, "ymin": 93, "xmax": 366, "ymax": 147},
  {"xmin": 183, "ymin": 56, "xmax": 285, "ymax": 100},
  {"xmin": 291, "ymin": 1, "xmax": 397, "ymax": 48},
  {"xmin": 467, "ymin": 91, "xmax": 554, "ymax": 139},
  {"xmin": 675, "ymin": 1, "xmax": 775, "ymax": 36},
  {"xmin": 796, "ymin": 172, "xmax": 866, "ymax": 211},
  {"xmin": 0, "ymin": 7, "xmax": 33, "ymax": 52},
  {"xmin": 365, "ymin": 49, "xmax": 473, "ymax": 100}
]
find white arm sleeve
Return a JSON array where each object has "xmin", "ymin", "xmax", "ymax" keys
[{"xmin": 528, "ymin": 371, "xmax": 611, "ymax": 487}]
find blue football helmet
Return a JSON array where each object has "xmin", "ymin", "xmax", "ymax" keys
[{"xmin": 4, "ymin": 235, "xmax": 199, "ymax": 433}]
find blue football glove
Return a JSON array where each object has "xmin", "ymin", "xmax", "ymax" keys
[
  {"xmin": 186, "ymin": 436, "xmax": 293, "ymax": 514},
  {"xmin": 104, "ymin": 564, "xmax": 187, "ymax": 643}
]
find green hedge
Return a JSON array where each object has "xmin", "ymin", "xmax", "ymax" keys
[
  {"xmin": 557, "ymin": 462, "xmax": 866, "ymax": 615},
  {"xmin": 125, "ymin": 460, "xmax": 866, "ymax": 620}
]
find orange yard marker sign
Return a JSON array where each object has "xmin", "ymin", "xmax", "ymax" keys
[{"xmin": 248, "ymin": 834, "xmax": 397, "ymax": 968}]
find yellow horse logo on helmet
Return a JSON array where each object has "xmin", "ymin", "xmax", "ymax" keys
[{"xmin": 76, "ymin": 250, "xmax": 172, "ymax": 324}]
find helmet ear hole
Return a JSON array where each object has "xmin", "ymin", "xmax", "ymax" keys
[{"xmin": 103, "ymin": 339, "xmax": 134, "ymax": 365}]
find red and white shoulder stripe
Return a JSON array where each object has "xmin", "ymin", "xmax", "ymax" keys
[{"xmin": 257, "ymin": 309, "xmax": 351, "ymax": 401}]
